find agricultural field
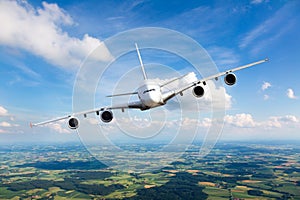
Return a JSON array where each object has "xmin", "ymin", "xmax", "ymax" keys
[{"xmin": 0, "ymin": 142, "xmax": 299, "ymax": 199}]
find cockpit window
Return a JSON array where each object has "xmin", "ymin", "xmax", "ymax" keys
[{"xmin": 143, "ymin": 88, "xmax": 155, "ymax": 94}]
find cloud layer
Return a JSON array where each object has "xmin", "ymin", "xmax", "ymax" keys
[{"xmin": 222, "ymin": 113, "xmax": 300, "ymax": 131}]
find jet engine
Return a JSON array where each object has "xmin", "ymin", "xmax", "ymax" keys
[
  {"xmin": 224, "ymin": 73, "xmax": 237, "ymax": 86},
  {"xmin": 192, "ymin": 85, "xmax": 204, "ymax": 98},
  {"xmin": 68, "ymin": 117, "xmax": 79, "ymax": 129},
  {"xmin": 101, "ymin": 110, "xmax": 113, "ymax": 123}
]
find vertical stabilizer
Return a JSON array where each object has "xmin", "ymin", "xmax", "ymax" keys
[{"xmin": 135, "ymin": 43, "xmax": 148, "ymax": 80}]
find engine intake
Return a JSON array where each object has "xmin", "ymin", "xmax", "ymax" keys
[
  {"xmin": 224, "ymin": 73, "xmax": 236, "ymax": 86},
  {"xmin": 192, "ymin": 86, "xmax": 204, "ymax": 98},
  {"xmin": 101, "ymin": 110, "xmax": 113, "ymax": 123},
  {"xmin": 68, "ymin": 117, "xmax": 79, "ymax": 129}
]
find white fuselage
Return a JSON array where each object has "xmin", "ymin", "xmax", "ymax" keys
[{"xmin": 137, "ymin": 81, "xmax": 164, "ymax": 109}]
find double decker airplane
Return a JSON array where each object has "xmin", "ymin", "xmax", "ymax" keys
[{"xmin": 31, "ymin": 43, "xmax": 268, "ymax": 129}]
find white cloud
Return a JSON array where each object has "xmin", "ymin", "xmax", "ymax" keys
[
  {"xmin": 42, "ymin": 120, "xmax": 71, "ymax": 133},
  {"xmin": 261, "ymin": 81, "xmax": 271, "ymax": 91},
  {"xmin": 0, "ymin": 129, "xmax": 6, "ymax": 134},
  {"xmin": 0, "ymin": 121, "xmax": 12, "ymax": 127},
  {"xmin": 287, "ymin": 88, "xmax": 297, "ymax": 99},
  {"xmin": 263, "ymin": 116, "xmax": 282, "ymax": 128},
  {"xmin": 278, "ymin": 115, "xmax": 299, "ymax": 123},
  {"xmin": 198, "ymin": 117, "xmax": 212, "ymax": 128},
  {"xmin": 86, "ymin": 118, "xmax": 99, "ymax": 125},
  {"xmin": 0, "ymin": 106, "xmax": 8, "ymax": 116},
  {"xmin": 261, "ymin": 82, "xmax": 271, "ymax": 100},
  {"xmin": 263, "ymin": 115, "xmax": 299, "ymax": 129},
  {"xmin": 263, "ymin": 94, "xmax": 269, "ymax": 100},
  {"xmin": 45, "ymin": 121, "xmax": 71, "ymax": 134},
  {"xmin": 0, "ymin": 1, "xmax": 111, "ymax": 69},
  {"xmin": 221, "ymin": 113, "xmax": 300, "ymax": 130},
  {"xmin": 224, "ymin": 113, "xmax": 256, "ymax": 128},
  {"xmin": 158, "ymin": 72, "xmax": 232, "ymax": 112},
  {"xmin": 251, "ymin": 0, "xmax": 266, "ymax": 4}
]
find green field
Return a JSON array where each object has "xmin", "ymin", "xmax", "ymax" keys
[{"xmin": 0, "ymin": 142, "xmax": 299, "ymax": 199}]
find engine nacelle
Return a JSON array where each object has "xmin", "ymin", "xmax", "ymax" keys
[
  {"xmin": 224, "ymin": 73, "xmax": 237, "ymax": 86},
  {"xmin": 192, "ymin": 85, "xmax": 205, "ymax": 98},
  {"xmin": 68, "ymin": 117, "xmax": 79, "ymax": 129},
  {"xmin": 101, "ymin": 110, "xmax": 113, "ymax": 123}
]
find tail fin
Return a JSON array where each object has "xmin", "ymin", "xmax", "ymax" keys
[{"xmin": 135, "ymin": 43, "xmax": 148, "ymax": 80}]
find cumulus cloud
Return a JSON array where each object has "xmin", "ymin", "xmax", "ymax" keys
[
  {"xmin": 155, "ymin": 72, "xmax": 232, "ymax": 112},
  {"xmin": 224, "ymin": 113, "xmax": 256, "ymax": 128},
  {"xmin": 0, "ymin": 106, "xmax": 20, "ymax": 132},
  {"xmin": 0, "ymin": 106, "xmax": 8, "ymax": 116},
  {"xmin": 45, "ymin": 122, "xmax": 71, "ymax": 134},
  {"xmin": 279, "ymin": 115, "xmax": 299, "ymax": 123},
  {"xmin": 287, "ymin": 88, "xmax": 297, "ymax": 99},
  {"xmin": 263, "ymin": 115, "xmax": 299, "ymax": 129},
  {"xmin": 86, "ymin": 118, "xmax": 99, "ymax": 125},
  {"xmin": 261, "ymin": 117, "xmax": 280, "ymax": 128},
  {"xmin": 0, "ymin": 0, "xmax": 111, "ymax": 69},
  {"xmin": 222, "ymin": 113, "xmax": 300, "ymax": 130},
  {"xmin": 198, "ymin": 117, "xmax": 212, "ymax": 128},
  {"xmin": 263, "ymin": 94, "xmax": 269, "ymax": 100},
  {"xmin": 0, "ymin": 121, "xmax": 12, "ymax": 127},
  {"xmin": 261, "ymin": 81, "xmax": 271, "ymax": 91}
]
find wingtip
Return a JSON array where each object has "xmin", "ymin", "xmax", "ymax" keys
[{"xmin": 29, "ymin": 122, "xmax": 36, "ymax": 128}]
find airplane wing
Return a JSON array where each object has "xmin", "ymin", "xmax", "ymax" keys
[
  {"xmin": 31, "ymin": 58, "xmax": 268, "ymax": 128},
  {"xmin": 30, "ymin": 100, "xmax": 144, "ymax": 127},
  {"xmin": 106, "ymin": 92, "xmax": 138, "ymax": 97},
  {"xmin": 174, "ymin": 58, "xmax": 269, "ymax": 96},
  {"xmin": 160, "ymin": 73, "xmax": 191, "ymax": 87},
  {"xmin": 30, "ymin": 115, "xmax": 71, "ymax": 127}
]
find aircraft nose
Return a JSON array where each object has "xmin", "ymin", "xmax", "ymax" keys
[{"xmin": 149, "ymin": 92, "xmax": 161, "ymax": 104}]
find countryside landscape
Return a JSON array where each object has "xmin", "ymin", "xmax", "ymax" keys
[{"xmin": 0, "ymin": 141, "xmax": 299, "ymax": 199}]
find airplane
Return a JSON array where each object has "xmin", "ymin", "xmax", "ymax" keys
[{"xmin": 30, "ymin": 43, "xmax": 269, "ymax": 130}]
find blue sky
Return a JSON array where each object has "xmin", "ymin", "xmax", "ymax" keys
[{"xmin": 0, "ymin": 0, "xmax": 300, "ymax": 144}]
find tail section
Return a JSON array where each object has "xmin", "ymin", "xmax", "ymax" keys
[{"xmin": 135, "ymin": 43, "xmax": 148, "ymax": 80}]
